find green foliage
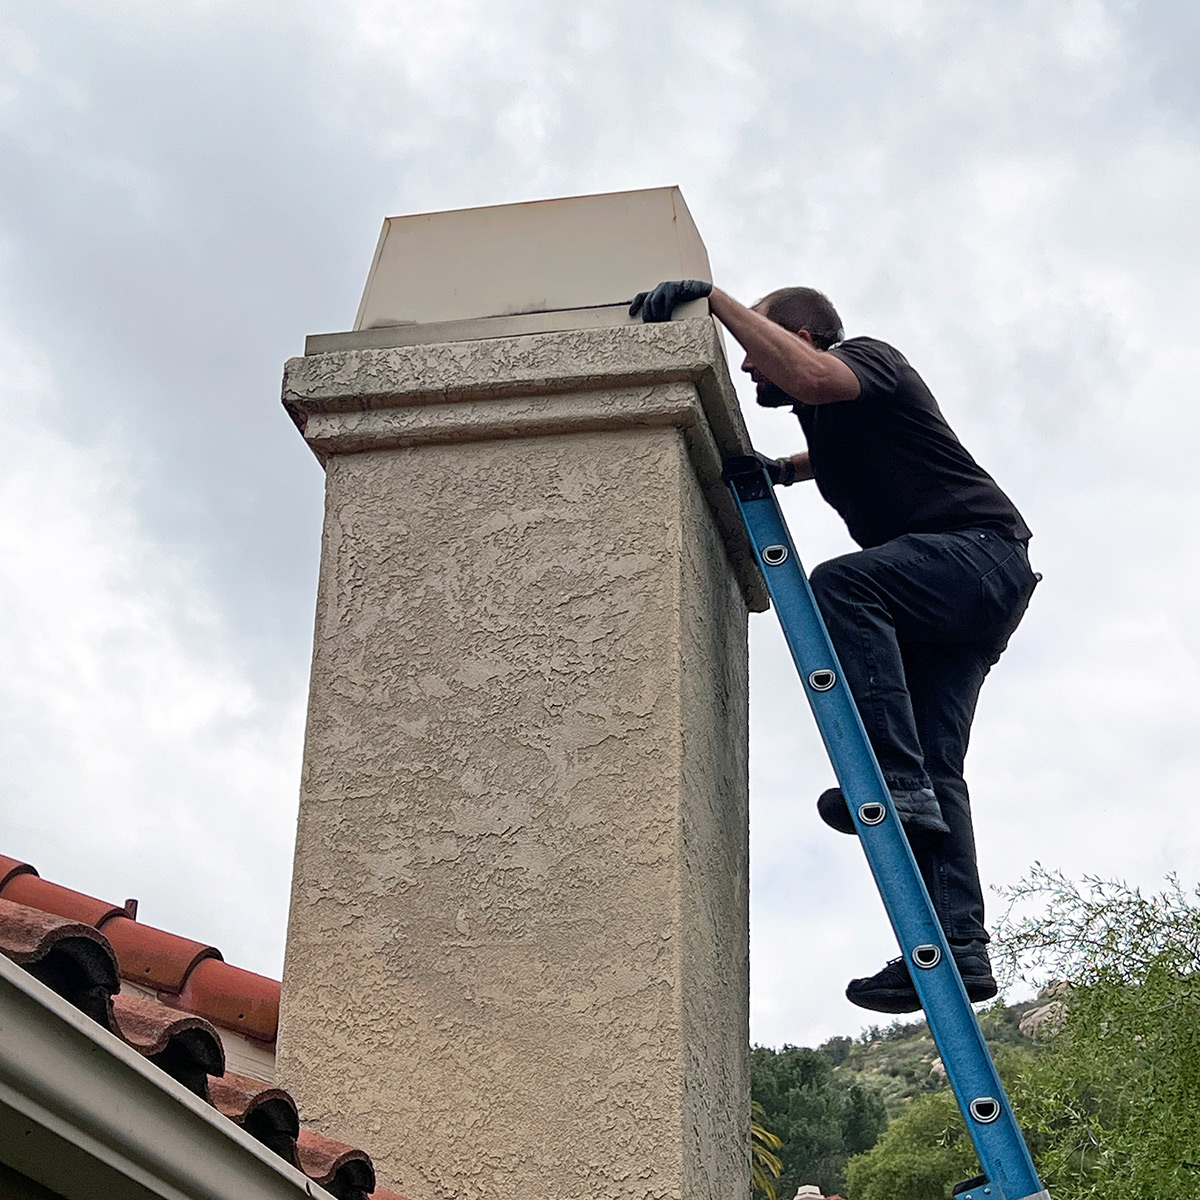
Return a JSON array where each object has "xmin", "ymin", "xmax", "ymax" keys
[
  {"xmin": 821, "ymin": 1036, "xmax": 852, "ymax": 1067},
  {"xmin": 841, "ymin": 870, "xmax": 1200, "ymax": 1198},
  {"xmin": 835, "ymin": 1002, "xmax": 1037, "ymax": 1119},
  {"xmin": 757, "ymin": 870, "xmax": 1200, "ymax": 1197},
  {"xmin": 750, "ymin": 1044, "xmax": 887, "ymax": 1197},
  {"xmin": 993, "ymin": 864, "xmax": 1200, "ymax": 989},
  {"xmin": 839, "ymin": 1041, "xmax": 1041, "ymax": 1199},
  {"xmin": 842, "ymin": 1089, "xmax": 977, "ymax": 1200},
  {"xmin": 833, "ymin": 1021, "xmax": 944, "ymax": 1117},
  {"xmin": 751, "ymin": 1100, "xmax": 784, "ymax": 1200},
  {"xmin": 753, "ymin": 1001, "xmax": 1042, "ymax": 1197},
  {"xmin": 994, "ymin": 867, "xmax": 1200, "ymax": 1200}
]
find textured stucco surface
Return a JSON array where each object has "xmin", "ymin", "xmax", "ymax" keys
[
  {"xmin": 282, "ymin": 318, "xmax": 766, "ymax": 614},
  {"xmin": 277, "ymin": 323, "xmax": 751, "ymax": 1200}
]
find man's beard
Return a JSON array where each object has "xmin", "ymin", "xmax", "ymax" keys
[{"xmin": 756, "ymin": 380, "xmax": 798, "ymax": 409}]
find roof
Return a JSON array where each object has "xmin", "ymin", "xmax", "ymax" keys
[
  {"xmin": 0, "ymin": 953, "xmax": 339, "ymax": 1200},
  {"xmin": 0, "ymin": 853, "xmax": 407, "ymax": 1200}
]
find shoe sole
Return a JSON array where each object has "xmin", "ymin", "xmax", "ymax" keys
[
  {"xmin": 817, "ymin": 788, "xmax": 857, "ymax": 835},
  {"xmin": 817, "ymin": 787, "xmax": 950, "ymax": 837},
  {"xmin": 846, "ymin": 976, "xmax": 999, "ymax": 1014}
]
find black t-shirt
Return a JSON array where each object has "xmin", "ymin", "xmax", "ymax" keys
[{"xmin": 791, "ymin": 337, "xmax": 1031, "ymax": 549}]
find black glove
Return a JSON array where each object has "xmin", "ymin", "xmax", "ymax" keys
[
  {"xmin": 752, "ymin": 450, "xmax": 793, "ymax": 486},
  {"xmin": 628, "ymin": 279, "xmax": 713, "ymax": 323}
]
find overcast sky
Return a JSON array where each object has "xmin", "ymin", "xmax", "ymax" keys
[{"xmin": 1, "ymin": 0, "xmax": 1198, "ymax": 1049}]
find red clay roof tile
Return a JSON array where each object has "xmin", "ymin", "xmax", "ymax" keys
[
  {"xmin": 210, "ymin": 1072, "xmax": 301, "ymax": 1166},
  {"xmin": 112, "ymin": 989, "xmax": 224, "ymax": 1062},
  {"xmin": 296, "ymin": 1129, "xmax": 376, "ymax": 1200},
  {"xmin": 112, "ymin": 989, "xmax": 226, "ymax": 1098},
  {"xmin": 167, "ymin": 956, "xmax": 280, "ymax": 1041},
  {"xmin": 101, "ymin": 915, "xmax": 221, "ymax": 993},
  {"xmin": 1, "ymin": 856, "xmax": 399, "ymax": 1195},
  {"xmin": 0, "ymin": 870, "xmax": 124, "ymax": 926},
  {"xmin": 0, "ymin": 899, "xmax": 222, "ymax": 1098},
  {"xmin": 209, "ymin": 1070, "xmax": 298, "ymax": 1126},
  {"xmin": 0, "ymin": 897, "xmax": 120, "ymax": 1025},
  {"xmin": 0, "ymin": 897, "xmax": 114, "ymax": 967},
  {"xmin": 0, "ymin": 854, "xmax": 36, "ymax": 890}
]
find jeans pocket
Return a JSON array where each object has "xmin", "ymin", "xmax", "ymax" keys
[
  {"xmin": 980, "ymin": 550, "xmax": 1019, "ymax": 603},
  {"xmin": 980, "ymin": 549, "xmax": 1036, "ymax": 645}
]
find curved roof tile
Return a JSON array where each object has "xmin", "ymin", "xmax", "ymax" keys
[
  {"xmin": 210, "ymin": 1072, "xmax": 301, "ymax": 1165},
  {"xmin": 0, "ymin": 857, "xmax": 274, "ymax": 1035},
  {"xmin": 297, "ymin": 1128, "xmax": 376, "ymax": 1200},
  {"xmin": 168, "ymin": 955, "xmax": 280, "ymax": 1041},
  {"xmin": 0, "ymin": 854, "xmax": 36, "ymax": 890},
  {"xmin": 101, "ymin": 915, "xmax": 222, "ymax": 992},
  {"xmin": 210, "ymin": 1070, "xmax": 299, "ymax": 1127},
  {"xmin": 0, "ymin": 897, "xmax": 115, "ymax": 971},
  {"xmin": 111, "ymin": 989, "xmax": 226, "ymax": 1098},
  {"xmin": 112, "ymin": 990, "xmax": 226, "ymax": 1065},
  {"xmin": 0, "ymin": 870, "xmax": 124, "ymax": 926},
  {"xmin": 0, "ymin": 897, "xmax": 120, "ymax": 1025},
  {"xmin": 1, "ymin": 859, "xmax": 408, "ymax": 1199}
]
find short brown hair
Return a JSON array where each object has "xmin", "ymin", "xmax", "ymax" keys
[{"xmin": 756, "ymin": 287, "xmax": 844, "ymax": 350}]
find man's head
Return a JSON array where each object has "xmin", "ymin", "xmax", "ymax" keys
[
  {"xmin": 755, "ymin": 286, "xmax": 844, "ymax": 349},
  {"xmin": 743, "ymin": 286, "xmax": 845, "ymax": 407}
]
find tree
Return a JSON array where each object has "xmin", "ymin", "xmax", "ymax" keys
[
  {"xmin": 994, "ymin": 867, "xmax": 1200, "ymax": 1199},
  {"xmin": 750, "ymin": 1044, "xmax": 887, "ymax": 1197},
  {"xmin": 820, "ymin": 1036, "xmax": 853, "ymax": 1067},
  {"xmin": 842, "ymin": 1089, "xmax": 978, "ymax": 1200},
  {"xmin": 843, "ymin": 868, "xmax": 1200, "ymax": 1200},
  {"xmin": 752, "ymin": 1100, "xmax": 784, "ymax": 1200}
]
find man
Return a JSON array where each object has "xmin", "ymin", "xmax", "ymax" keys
[{"xmin": 630, "ymin": 280, "xmax": 1039, "ymax": 1013}]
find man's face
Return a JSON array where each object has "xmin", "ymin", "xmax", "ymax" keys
[
  {"xmin": 740, "ymin": 303, "xmax": 775, "ymax": 404},
  {"xmin": 742, "ymin": 303, "xmax": 804, "ymax": 408},
  {"xmin": 740, "ymin": 302, "xmax": 768, "ymax": 383}
]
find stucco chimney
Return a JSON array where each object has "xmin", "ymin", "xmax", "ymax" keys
[{"xmin": 276, "ymin": 187, "xmax": 764, "ymax": 1200}]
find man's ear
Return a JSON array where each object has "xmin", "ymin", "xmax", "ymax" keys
[{"xmin": 794, "ymin": 328, "xmax": 815, "ymax": 346}]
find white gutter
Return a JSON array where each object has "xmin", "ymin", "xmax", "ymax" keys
[{"xmin": 0, "ymin": 954, "xmax": 335, "ymax": 1200}]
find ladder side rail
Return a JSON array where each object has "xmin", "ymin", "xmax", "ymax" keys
[{"xmin": 727, "ymin": 460, "xmax": 1047, "ymax": 1200}]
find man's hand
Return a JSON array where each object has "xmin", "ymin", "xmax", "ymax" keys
[
  {"xmin": 629, "ymin": 279, "xmax": 713, "ymax": 323},
  {"xmin": 752, "ymin": 450, "xmax": 803, "ymax": 487}
]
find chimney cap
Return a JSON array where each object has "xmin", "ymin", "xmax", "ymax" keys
[{"xmin": 353, "ymin": 186, "xmax": 711, "ymax": 331}]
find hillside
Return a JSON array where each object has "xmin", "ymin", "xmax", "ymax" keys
[
  {"xmin": 825, "ymin": 995, "xmax": 1046, "ymax": 1116},
  {"xmin": 751, "ymin": 994, "xmax": 1055, "ymax": 1196}
]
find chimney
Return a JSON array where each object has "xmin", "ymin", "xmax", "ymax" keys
[{"xmin": 276, "ymin": 187, "xmax": 765, "ymax": 1200}]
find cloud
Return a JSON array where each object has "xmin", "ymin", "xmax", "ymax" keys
[
  {"xmin": 0, "ymin": 0, "xmax": 1197, "ymax": 1048},
  {"xmin": 0, "ymin": 319, "xmax": 302, "ymax": 972}
]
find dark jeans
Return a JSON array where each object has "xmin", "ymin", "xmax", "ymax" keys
[{"xmin": 809, "ymin": 529, "xmax": 1038, "ymax": 944}]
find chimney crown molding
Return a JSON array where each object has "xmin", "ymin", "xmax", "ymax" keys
[
  {"xmin": 285, "ymin": 314, "xmax": 733, "ymax": 416},
  {"xmin": 282, "ymin": 316, "xmax": 767, "ymax": 611}
]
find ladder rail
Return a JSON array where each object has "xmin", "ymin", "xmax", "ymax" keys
[{"xmin": 726, "ymin": 458, "xmax": 1048, "ymax": 1200}]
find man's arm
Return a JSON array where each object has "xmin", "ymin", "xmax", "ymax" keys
[
  {"xmin": 707, "ymin": 288, "xmax": 860, "ymax": 406},
  {"xmin": 749, "ymin": 449, "xmax": 814, "ymax": 487},
  {"xmin": 781, "ymin": 451, "xmax": 814, "ymax": 484}
]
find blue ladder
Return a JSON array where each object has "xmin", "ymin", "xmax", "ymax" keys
[{"xmin": 724, "ymin": 456, "xmax": 1048, "ymax": 1200}]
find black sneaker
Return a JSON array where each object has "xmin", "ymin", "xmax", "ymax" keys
[
  {"xmin": 845, "ymin": 940, "xmax": 998, "ymax": 1013},
  {"xmin": 953, "ymin": 1176, "xmax": 989, "ymax": 1197},
  {"xmin": 817, "ymin": 786, "xmax": 950, "ymax": 836}
]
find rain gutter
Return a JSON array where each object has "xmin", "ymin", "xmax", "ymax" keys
[{"xmin": 0, "ymin": 953, "xmax": 332, "ymax": 1200}]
